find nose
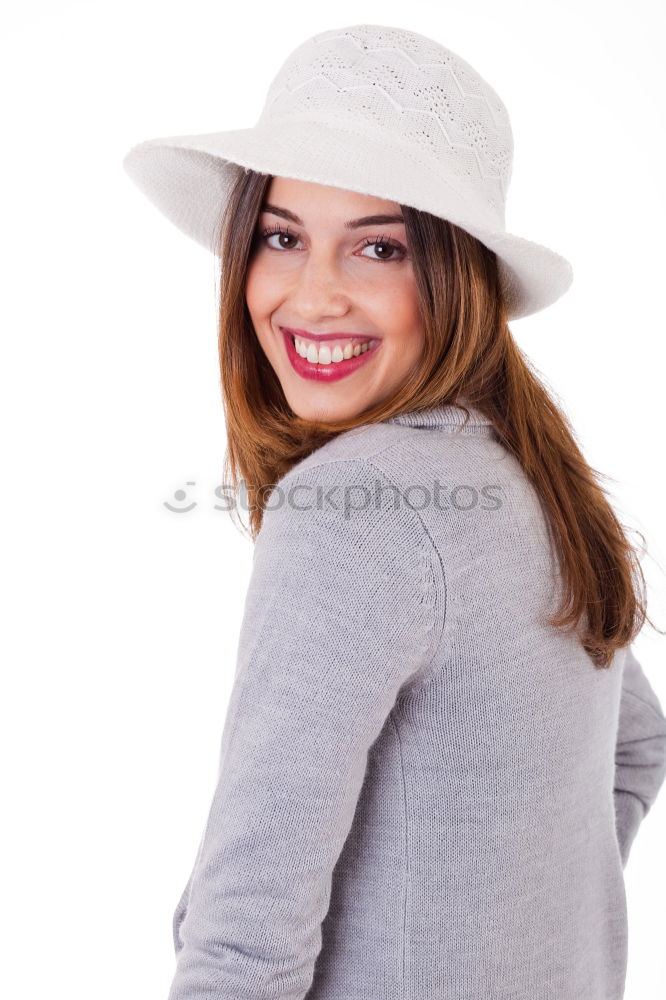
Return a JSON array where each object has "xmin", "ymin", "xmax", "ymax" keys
[{"xmin": 286, "ymin": 248, "xmax": 351, "ymax": 320}]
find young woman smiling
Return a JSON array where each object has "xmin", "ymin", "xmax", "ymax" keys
[{"xmin": 123, "ymin": 23, "xmax": 666, "ymax": 1000}]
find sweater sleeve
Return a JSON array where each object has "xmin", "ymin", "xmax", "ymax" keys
[
  {"xmin": 167, "ymin": 458, "xmax": 443, "ymax": 1000},
  {"xmin": 613, "ymin": 644, "xmax": 666, "ymax": 868}
]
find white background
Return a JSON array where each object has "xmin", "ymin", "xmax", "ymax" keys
[{"xmin": 1, "ymin": 1, "xmax": 665, "ymax": 997}]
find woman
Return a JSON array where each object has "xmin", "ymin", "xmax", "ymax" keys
[{"xmin": 123, "ymin": 23, "xmax": 666, "ymax": 1000}]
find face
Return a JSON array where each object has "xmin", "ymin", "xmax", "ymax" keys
[{"xmin": 244, "ymin": 176, "xmax": 425, "ymax": 423}]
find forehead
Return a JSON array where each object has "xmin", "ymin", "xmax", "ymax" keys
[{"xmin": 262, "ymin": 176, "xmax": 404, "ymax": 224}]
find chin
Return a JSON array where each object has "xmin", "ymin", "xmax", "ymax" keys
[{"xmin": 287, "ymin": 394, "xmax": 364, "ymax": 425}]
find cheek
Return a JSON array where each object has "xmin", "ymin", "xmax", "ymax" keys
[
  {"xmin": 244, "ymin": 257, "xmax": 273, "ymax": 317},
  {"xmin": 378, "ymin": 275, "xmax": 423, "ymax": 342}
]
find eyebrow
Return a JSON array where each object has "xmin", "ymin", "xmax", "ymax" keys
[{"xmin": 260, "ymin": 203, "xmax": 405, "ymax": 230}]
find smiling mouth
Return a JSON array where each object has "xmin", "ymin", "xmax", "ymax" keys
[
  {"xmin": 281, "ymin": 327, "xmax": 381, "ymax": 382},
  {"xmin": 288, "ymin": 332, "xmax": 380, "ymax": 365}
]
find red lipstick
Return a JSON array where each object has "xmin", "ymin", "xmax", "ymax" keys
[{"xmin": 280, "ymin": 327, "xmax": 381, "ymax": 383}]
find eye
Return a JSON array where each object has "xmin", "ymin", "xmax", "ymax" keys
[
  {"xmin": 358, "ymin": 234, "xmax": 408, "ymax": 263},
  {"xmin": 257, "ymin": 225, "xmax": 301, "ymax": 250}
]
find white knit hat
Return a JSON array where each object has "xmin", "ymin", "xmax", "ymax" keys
[{"xmin": 122, "ymin": 23, "xmax": 573, "ymax": 322}]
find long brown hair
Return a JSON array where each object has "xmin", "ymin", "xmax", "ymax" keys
[{"xmin": 214, "ymin": 166, "xmax": 661, "ymax": 668}]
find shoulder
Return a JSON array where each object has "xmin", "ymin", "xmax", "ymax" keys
[
  {"xmin": 259, "ymin": 423, "xmax": 407, "ymax": 516},
  {"xmin": 252, "ymin": 451, "xmax": 445, "ymax": 674},
  {"xmin": 255, "ymin": 441, "xmax": 437, "ymax": 585},
  {"xmin": 261, "ymin": 448, "xmax": 416, "ymax": 543}
]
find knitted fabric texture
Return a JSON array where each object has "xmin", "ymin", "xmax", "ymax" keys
[
  {"xmin": 167, "ymin": 402, "xmax": 666, "ymax": 1000},
  {"xmin": 258, "ymin": 24, "xmax": 513, "ymax": 229}
]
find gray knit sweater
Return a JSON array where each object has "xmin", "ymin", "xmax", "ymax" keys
[{"xmin": 167, "ymin": 402, "xmax": 666, "ymax": 1000}]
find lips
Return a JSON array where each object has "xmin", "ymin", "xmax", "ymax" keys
[{"xmin": 281, "ymin": 327, "xmax": 380, "ymax": 383}]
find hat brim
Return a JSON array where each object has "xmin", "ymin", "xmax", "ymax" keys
[{"xmin": 122, "ymin": 119, "xmax": 573, "ymax": 322}]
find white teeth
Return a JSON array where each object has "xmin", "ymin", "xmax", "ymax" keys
[{"xmin": 294, "ymin": 336, "xmax": 377, "ymax": 364}]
